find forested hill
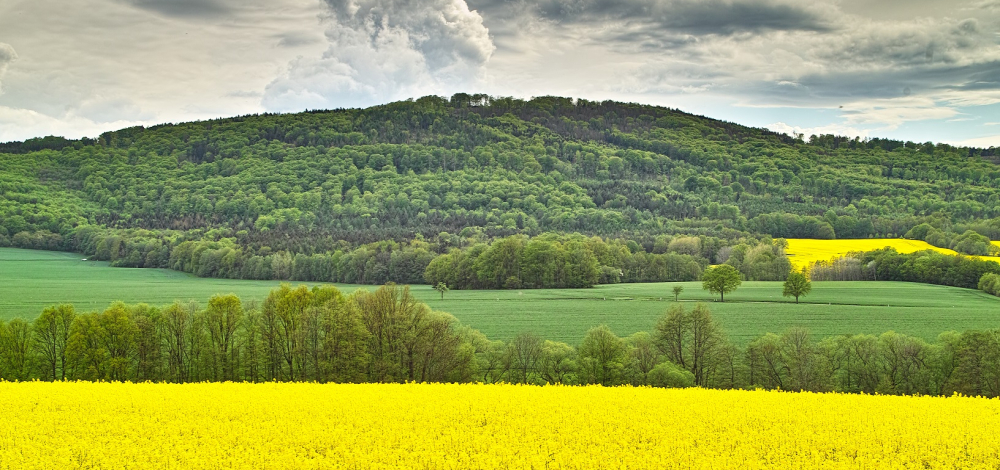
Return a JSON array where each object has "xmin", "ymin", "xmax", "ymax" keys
[{"xmin": 2, "ymin": 94, "xmax": 1000, "ymax": 287}]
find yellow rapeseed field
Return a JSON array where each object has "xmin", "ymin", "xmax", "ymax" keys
[
  {"xmin": 786, "ymin": 238, "xmax": 1000, "ymax": 270},
  {"xmin": 2, "ymin": 382, "xmax": 1000, "ymax": 469}
]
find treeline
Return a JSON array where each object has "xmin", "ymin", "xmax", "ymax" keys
[
  {"xmin": 5, "ymin": 94, "xmax": 1000, "ymax": 284},
  {"xmin": 904, "ymin": 223, "xmax": 1000, "ymax": 256},
  {"xmin": 5, "ymin": 287, "xmax": 1000, "ymax": 397},
  {"xmin": 423, "ymin": 234, "xmax": 704, "ymax": 289},
  {"xmin": 424, "ymin": 234, "xmax": 790, "ymax": 290},
  {"xmin": 4, "ymin": 224, "xmax": 794, "ymax": 288},
  {"xmin": 979, "ymin": 273, "xmax": 1000, "ymax": 297},
  {"xmin": 808, "ymin": 248, "xmax": 1000, "ymax": 290},
  {"xmin": 3, "ymin": 284, "xmax": 475, "ymax": 383}
]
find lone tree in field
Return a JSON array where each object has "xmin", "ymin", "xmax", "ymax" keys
[
  {"xmin": 672, "ymin": 285, "xmax": 683, "ymax": 301},
  {"xmin": 782, "ymin": 272, "xmax": 812, "ymax": 303},
  {"xmin": 434, "ymin": 282, "xmax": 450, "ymax": 300},
  {"xmin": 702, "ymin": 265, "xmax": 741, "ymax": 302}
]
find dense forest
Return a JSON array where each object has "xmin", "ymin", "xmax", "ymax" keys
[
  {"xmin": 3, "ymin": 94, "xmax": 1000, "ymax": 287},
  {"xmin": 5, "ymin": 283, "xmax": 1000, "ymax": 397}
]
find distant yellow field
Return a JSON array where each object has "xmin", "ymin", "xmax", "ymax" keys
[
  {"xmin": 3, "ymin": 382, "xmax": 1000, "ymax": 469},
  {"xmin": 786, "ymin": 238, "xmax": 1000, "ymax": 270}
]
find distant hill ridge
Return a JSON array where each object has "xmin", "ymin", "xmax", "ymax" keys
[{"xmin": 2, "ymin": 94, "xmax": 999, "ymax": 286}]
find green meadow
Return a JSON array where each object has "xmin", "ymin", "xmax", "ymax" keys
[{"xmin": 3, "ymin": 247, "xmax": 999, "ymax": 344}]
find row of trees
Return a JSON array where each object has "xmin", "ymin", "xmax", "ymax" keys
[
  {"xmin": 4, "ymin": 284, "xmax": 1000, "ymax": 397},
  {"xmin": 52, "ymin": 226, "xmax": 793, "ymax": 288},
  {"xmin": 807, "ymin": 249, "xmax": 1000, "ymax": 289},
  {"xmin": 3, "ymin": 225, "xmax": 797, "ymax": 289},
  {"xmin": 698, "ymin": 265, "xmax": 810, "ymax": 303},
  {"xmin": 979, "ymin": 273, "xmax": 1000, "ymax": 297},
  {"xmin": 422, "ymin": 235, "xmax": 708, "ymax": 289},
  {"xmin": 2, "ymin": 284, "xmax": 474, "ymax": 384},
  {"xmin": 904, "ymin": 224, "xmax": 999, "ymax": 256}
]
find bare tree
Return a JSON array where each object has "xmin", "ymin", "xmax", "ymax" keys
[
  {"xmin": 655, "ymin": 303, "xmax": 725, "ymax": 386},
  {"xmin": 163, "ymin": 302, "xmax": 191, "ymax": 382},
  {"xmin": 509, "ymin": 332, "xmax": 543, "ymax": 384},
  {"xmin": 687, "ymin": 303, "xmax": 723, "ymax": 386}
]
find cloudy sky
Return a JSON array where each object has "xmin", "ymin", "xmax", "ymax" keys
[{"xmin": 1, "ymin": 0, "xmax": 999, "ymax": 146}]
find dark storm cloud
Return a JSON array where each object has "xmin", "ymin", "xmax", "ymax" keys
[
  {"xmin": 939, "ymin": 62, "xmax": 1000, "ymax": 92},
  {"xmin": 0, "ymin": 44, "xmax": 16, "ymax": 65},
  {"xmin": 276, "ymin": 31, "xmax": 324, "ymax": 48},
  {"xmin": 467, "ymin": 0, "xmax": 832, "ymax": 35},
  {"xmin": 737, "ymin": 61, "xmax": 1000, "ymax": 107},
  {"xmin": 126, "ymin": 0, "xmax": 232, "ymax": 17},
  {"xmin": 0, "ymin": 43, "xmax": 18, "ymax": 94},
  {"xmin": 605, "ymin": 30, "xmax": 699, "ymax": 51}
]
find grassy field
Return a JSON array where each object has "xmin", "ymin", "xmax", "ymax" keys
[{"xmin": 3, "ymin": 248, "xmax": 1000, "ymax": 344}]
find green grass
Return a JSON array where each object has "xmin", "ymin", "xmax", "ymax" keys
[{"xmin": 3, "ymin": 248, "xmax": 1000, "ymax": 345}]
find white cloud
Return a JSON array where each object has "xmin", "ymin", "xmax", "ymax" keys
[
  {"xmin": 766, "ymin": 121, "xmax": 871, "ymax": 139},
  {"xmin": 262, "ymin": 0, "xmax": 495, "ymax": 111},
  {"xmin": 0, "ymin": 0, "xmax": 328, "ymax": 140},
  {"xmin": 971, "ymin": 0, "xmax": 1000, "ymax": 10},
  {"xmin": 0, "ymin": 106, "xmax": 145, "ymax": 142},
  {"xmin": 75, "ymin": 96, "xmax": 154, "ymax": 124},
  {"xmin": 952, "ymin": 134, "xmax": 1000, "ymax": 147},
  {"xmin": 838, "ymin": 97, "xmax": 960, "ymax": 129}
]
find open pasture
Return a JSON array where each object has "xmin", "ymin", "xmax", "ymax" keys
[
  {"xmin": 3, "ymin": 248, "xmax": 1000, "ymax": 345},
  {"xmin": 2, "ymin": 382, "xmax": 999, "ymax": 469}
]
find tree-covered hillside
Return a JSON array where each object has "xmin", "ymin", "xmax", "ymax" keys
[{"xmin": 2, "ymin": 94, "xmax": 999, "ymax": 286}]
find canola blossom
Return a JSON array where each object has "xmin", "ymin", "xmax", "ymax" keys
[
  {"xmin": 786, "ymin": 238, "xmax": 1000, "ymax": 270},
  {"xmin": 2, "ymin": 382, "xmax": 1000, "ymax": 469}
]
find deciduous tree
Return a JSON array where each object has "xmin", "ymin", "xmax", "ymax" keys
[
  {"xmin": 702, "ymin": 264, "xmax": 741, "ymax": 302},
  {"xmin": 782, "ymin": 272, "xmax": 812, "ymax": 303}
]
